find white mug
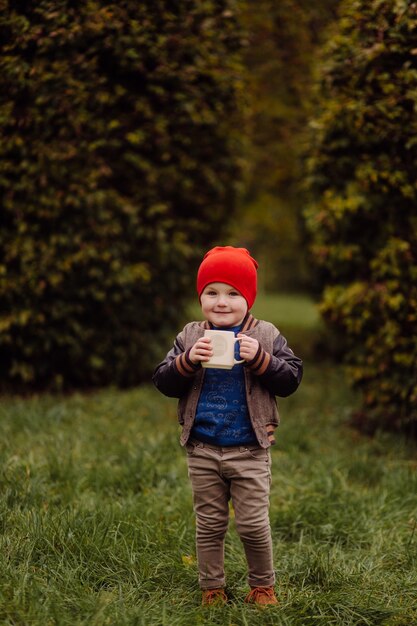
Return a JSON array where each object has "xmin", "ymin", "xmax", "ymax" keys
[{"xmin": 202, "ymin": 329, "xmax": 244, "ymax": 370}]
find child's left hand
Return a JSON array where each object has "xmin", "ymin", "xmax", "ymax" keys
[{"xmin": 237, "ymin": 334, "xmax": 259, "ymax": 362}]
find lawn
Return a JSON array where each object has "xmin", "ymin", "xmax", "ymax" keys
[{"xmin": 1, "ymin": 357, "xmax": 416, "ymax": 625}]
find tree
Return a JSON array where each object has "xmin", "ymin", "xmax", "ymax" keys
[
  {"xmin": 305, "ymin": 0, "xmax": 417, "ymax": 430},
  {"xmin": 0, "ymin": 0, "xmax": 244, "ymax": 388}
]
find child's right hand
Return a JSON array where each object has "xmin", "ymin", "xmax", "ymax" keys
[{"xmin": 189, "ymin": 337, "xmax": 213, "ymax": 364}]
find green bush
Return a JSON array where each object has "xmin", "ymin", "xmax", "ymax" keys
[
  {"xmin": 305, "ymin": 0, "xmax": 417, "ymax": 430},
  {"xmin": 0, "ymin": 1, "xmax": 244, "ymax": 389}
]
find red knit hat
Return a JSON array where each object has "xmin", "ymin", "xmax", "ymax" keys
[{"xmin": 197, "ymin": 246, "xmax": 259, "ymax": 309}]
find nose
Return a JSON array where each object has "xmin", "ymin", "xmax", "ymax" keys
[{"xmin": 216, "ymin": 294, "xmax": 227, "ymax": 306}]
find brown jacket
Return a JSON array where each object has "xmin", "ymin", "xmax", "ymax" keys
[{"xmin": 152, "ymin": 314, "xmax": 303, "ymax": 448}]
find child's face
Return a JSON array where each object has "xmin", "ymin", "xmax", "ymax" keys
[{"xmin": 200, "ymin": 282, "xmax": 248, "ymax": 327}]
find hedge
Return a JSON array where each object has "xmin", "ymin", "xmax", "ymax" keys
[
  {"xmin": 305, "ymin": 0, "xmax": 417, "ymax": 430},
  {"xmin": 0, "ymin": 0, "xmax": 244, "ymax": 389}
]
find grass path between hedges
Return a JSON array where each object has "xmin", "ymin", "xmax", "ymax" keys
[{"xmin": 1, "ymin": 358, "xmax": 416, "ymax": 625}]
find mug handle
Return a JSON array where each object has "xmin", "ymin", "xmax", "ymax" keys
[{"xmin": 234, "ymin": 337, "xmax": 245, "ymax": 364}]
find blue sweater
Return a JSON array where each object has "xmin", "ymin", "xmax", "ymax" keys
[{"xmin": 190, "ymin": 324, "xmax": 257, "ymax": 446}]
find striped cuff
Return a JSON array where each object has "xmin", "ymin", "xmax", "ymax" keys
[
  {"xmin": 245, "ymin": 346, "xmax": 271, "ymax": 375},
  {"xmin": 266, "ymin": 424, "xmax": 276, "ymax": 445},
  {"xmin": 175, "ymin": 349, "xmax": 201, "ymax": 378}
]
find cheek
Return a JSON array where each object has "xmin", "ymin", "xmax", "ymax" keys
[
  {"xmin": 237, "ymin": 300, "xmax": 248, "ymax": 314},
  {"xmin": 200, "ymin": 298, "xmax": 211, "ymax": 314}
]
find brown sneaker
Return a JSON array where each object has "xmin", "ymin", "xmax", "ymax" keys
[
  {"xmin": 202, "ymin": 588, "xmax": 228, "ymax": 606},
  {"xmin": 244, "ymin": 586, "xmax": 278, "ymax": 606}
]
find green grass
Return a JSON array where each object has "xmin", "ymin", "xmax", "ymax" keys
[
  {"xmin": 252, "ymin": 293, "xmax": 321, "ymax": 330},
  {"xmin": 1, "ymin": 363, "xmax": 417, "ymax": 625}
]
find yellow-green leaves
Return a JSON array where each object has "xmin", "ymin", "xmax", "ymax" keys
[
  {"xmin": 306, "ymin": 0, "xmax": 417, "ymax": 430},
  {"xmin": 0, "ymin": 1, "xmax": 245, "ymax": 389}
]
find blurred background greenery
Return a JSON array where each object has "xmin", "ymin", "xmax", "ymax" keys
[
  {"xmin": 227, "ymin": 0, "xmax": 338, "ymax": 292},
  {"xmin": 1, "ymin": 0, "xmax": 416, "ymax": 432}
]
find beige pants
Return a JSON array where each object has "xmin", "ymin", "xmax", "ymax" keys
[{"xmin": 186, "ymin": 439, "xmax": 275, "ymax": 590}]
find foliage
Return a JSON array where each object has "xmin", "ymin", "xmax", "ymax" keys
[
  {"xmin": 0, "ymin": 0, "xmax": 244, "ymax": 389},
  {"xmin": 230, "ymin": 0, "xmax": 338, "ymax": 291},
  {"xmin": 305, "ymin": 0, "xmax": 417, "ymax": 430},
  {"xmin": 1, "ymin": 367, "xmax": 417, "ymax": 624}
]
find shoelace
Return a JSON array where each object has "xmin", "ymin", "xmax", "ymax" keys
[
  {"xmin": 204, "ymin": 589, "xmax": 226, "ymax": 603},
  {"xmin": 246, "ymin": 586, "xmax": 275, "ymax": 602}
]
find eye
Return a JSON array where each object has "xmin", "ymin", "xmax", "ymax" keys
[{"xmin": 229, "ymin": 290, "xmax": 240, "ymax": 297}]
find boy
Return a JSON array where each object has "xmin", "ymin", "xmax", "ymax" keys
[{"xmin": 152, "ymin": 246, "xmax": 303, "ymax": 606}]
